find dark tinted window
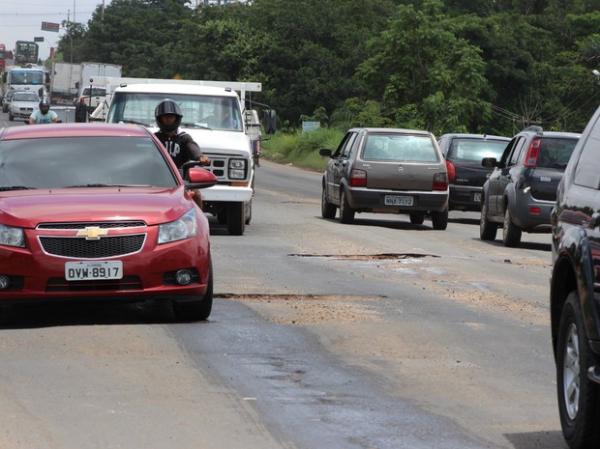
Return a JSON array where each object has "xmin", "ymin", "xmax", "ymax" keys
[
  {"xmin": 448, "ymin": 138, "xmax": 507, "ymax": 163},
  {"xmin": 362, "ymin": 134, "xmax": 439, "ymax": 162},
  {"xmin": 341, "ymin": 133, "xmax": 357, "ymax": 158},
  {"xmin": 82, "ymin": 88, "xmax": 107, "ymax": 97},
  {"xmin": 537, "ymin": 138, "xmax": 578, "ymax": 169},
  {"xmin": 0, "ymin": 137, "xmax": 177, "ymax": 189},
  {"xmin": 575, "ymin": 119, "xmax": 600, "ymax": 189}
]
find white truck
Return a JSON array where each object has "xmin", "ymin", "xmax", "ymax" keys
[
  {"xmin": 1, "ymin": 66, "xmax": 47, "ymax": 103},
  {"xmin": 49, "ymin": 62, "xmax": 82, "ymax": 104},
  {"xmin": 106, "ymin": 81, "xmax": 262, "ymax": 235},
  {"xmin": 50, "ymin": 62, "xmax": 122, "ymax": 108}
]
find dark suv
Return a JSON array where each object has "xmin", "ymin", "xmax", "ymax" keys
[
  {"xmin": 550, "ymin": 106, "xmax": 600, "ymax": 449},
  {"xmin": 438, "ymin": 134, "xmax": 509, "ymax": 211},
  {"xmin": 479, "ymin": 127, "xmax": 580, "ymax": 246}
]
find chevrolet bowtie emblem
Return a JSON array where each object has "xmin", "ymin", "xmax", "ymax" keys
[{"xmin": 76, "ymin": 227, "xmax": 108, "ymax": 241}]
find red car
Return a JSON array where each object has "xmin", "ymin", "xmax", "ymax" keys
[{"xmin": 0, "ymin": 124, "xmax": 217, "ymax": 321}]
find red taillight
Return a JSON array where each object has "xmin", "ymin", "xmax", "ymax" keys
[
  {"xmin": 445, "ymin": 160, "xmax": 456, "ymax": 183},
  {"xmin": 349, "ymin": 169, "xmax": 367, "ymax": 187},
  {"xmin": 524, "ymin": 137, "xmax": 542, "ymax": 168},
  {"xmin": 433, "ymin": 173, "xmax": 448, "ymax": 191},
  {"xmin": 529, "ymin": 206, "xmax": 541, "ymax": 215}
]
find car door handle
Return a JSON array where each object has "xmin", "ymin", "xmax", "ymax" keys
[{"xmin": 589, "ymin": 213, "xmax": 600, "ymax": 229}]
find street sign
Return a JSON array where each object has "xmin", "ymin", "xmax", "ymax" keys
[
  {"xmin": 34, "ymin": 37, "xmax": 44, "ymax": 43},
  {"xmin": 41, "ymin": 22, "xmax": 60, "ymax": 32}
]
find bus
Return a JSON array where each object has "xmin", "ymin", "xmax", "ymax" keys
[{"xmin": 15, "ymin": 41, "xmax": 39, "ymax": 65}]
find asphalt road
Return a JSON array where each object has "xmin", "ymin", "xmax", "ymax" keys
[{"xmin": 0, "ymin": 114, "xmax": 565, "ymax": 449}]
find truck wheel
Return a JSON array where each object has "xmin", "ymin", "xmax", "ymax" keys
[
  {"xmin": 410, "ymin": 213, "xmax": 425, "ymax": 225},
  {"xmin": 321, "ymin": 187, "xmax": 336, "ymax": 219},
  {"xmin": 431, "ymin": 208, "xmax": 448, "ymax": 230},
  {"xmin": 502, "ymin": 207, "xmax": 521, "ymax": 247},
  {"xmin": 227, "ymin": 203, "xmax": 245, "ymax": 235},
  {"xmin": 339, "ymin": 190, "xmax": 355, "ymax": 224},
  {"xmin": 245, "ymin": 200, "xmax": 252, "ymax": 225},
  {"xmin": 173, "ymin": 262, "xmax": 213, "ymax": 322},
  {"xmin": 556, "ymin": 291, "xmax": 600, "ymax": 449},
  {"xmin": 480, "ymin": 198, "xmax": 498, "ymax": 241}
]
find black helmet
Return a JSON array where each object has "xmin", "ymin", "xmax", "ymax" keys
[
  {"xmin": 39, "ymin": 100, "xmax": 50, "ymax": 114},
  {"xmin": 155, "ymin": 99, "xmax": 182, "ymax": 133}
]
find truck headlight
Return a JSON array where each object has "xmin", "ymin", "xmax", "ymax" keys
[
  {"xmin": 229, "ymin": 159, "xmax": 247, "ymax": 179},
  {"xmin": 0, "ymin": 224, "xmax": 25, "ymax": 247},
  {"xmin": 158, "ymin": 209, "xmax": 197, "ymax": 244}
]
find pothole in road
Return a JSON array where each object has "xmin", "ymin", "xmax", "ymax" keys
[
  {"xmin": 288, "ymin": 253, "xmax": 440, "ymax": 261},
  {"xmin": 217, "ymin": 293, "xmax": 387, "ymax": 301}
]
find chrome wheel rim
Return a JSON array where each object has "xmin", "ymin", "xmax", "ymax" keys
[{"xmin": 563, "ymin": 323, "xmax": 581, "ymax": 421}]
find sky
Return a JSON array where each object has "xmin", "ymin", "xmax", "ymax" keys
[{"xmin": 0, "ymin": 0, "xmax": 112, "ymax": 60}]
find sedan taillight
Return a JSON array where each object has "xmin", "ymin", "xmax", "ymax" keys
[
  {"xmin": 349, "ymin": 169, "xmax": 367, "ymax": 187},
  {"xmin": 445, "ymin": 160, "xmax": 456, "ymax": 183},
  {"xmin": 433, "ymin": 173, "xmax": 448, "ymax": 191}
]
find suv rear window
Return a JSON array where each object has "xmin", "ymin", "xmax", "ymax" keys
[
  {"xmin": 362, "ymin": 134, "xmax": 438, "ymax": 162},
  {"xmin": 447, "ymin": 138, "xmax": 507, "ymax": 163},
  {"xmin": 537, "ymin": 138, "xmax": 578, "ymax": 170}
]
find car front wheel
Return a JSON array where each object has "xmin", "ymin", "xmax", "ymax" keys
[
  {"xmin": 557, "ymin": 291, "xmax": 600, "ymax": 449},
  {"xmin": 480, "ymin": 198, "xmax": 498, "ymax": 241}
]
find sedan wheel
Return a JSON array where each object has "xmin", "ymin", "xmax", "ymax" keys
[{"xmin": 480, "ymin": 199, "xmax": 498, "ymax": 241}]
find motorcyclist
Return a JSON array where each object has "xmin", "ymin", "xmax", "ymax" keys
[
  {"xmin": 154, "ymin": 99, "xmax": 209, "ymax": 168},
  {"xmin": 29, "ymin": 100, "xmax": 60, "ymax": 125}
]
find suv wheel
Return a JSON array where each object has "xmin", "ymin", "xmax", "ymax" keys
[
  {"xmin": 480, "ymin": 198, "xmax": 498, "ymax": 241},
  {"xmin": 557, "ymin": 292, "xmax": 600, "ymax": 448},
  {"xmin": 502, "ymin": 206, "xmax": 522, "ymax": 247},
  {"xmin": 321, "ymin": 186, "xmax": 336, "ymax": 219},
  {"xmin": 410, "ymin": 213, "xmax": 425, "ymax": 225},
  {"xmin": 339, "ymin": 190, "xmax": 355, "ymax": 224},
  {"xmin": 431, "ymin": 208, "xmax": 448, "ymax": 230}
]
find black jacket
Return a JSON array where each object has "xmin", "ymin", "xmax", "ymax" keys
[{"xmin": 155, "ymin": 131, "xmax": 203, "ymax": 168}]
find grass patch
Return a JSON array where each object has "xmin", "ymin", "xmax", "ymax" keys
[{"xmin": 262, "ymin": 128, "xmax": 344, "ymax": 171}]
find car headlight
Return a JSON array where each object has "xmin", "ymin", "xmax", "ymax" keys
[
  {"xmin": 0, "ymin": 224, "xmax": 25, "ymax": 247},
  {"xmin": 229, "ymin": 159, "xmax": 247, "ymax": 179},
  {"xmin": 158, "ymin": 209, "xmax": 198, "ymax": 245}
]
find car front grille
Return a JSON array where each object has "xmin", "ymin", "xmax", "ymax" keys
[
  {"xmin": 37, "ymin": 221, "xmax": 146, "ymax": 230},
  {"xmin": 46, "ymin": 276, "xmax": 142, "ymax": 292},
  {"xmin": 39, "ymin": 235, "xmax": 145, "ymax": 259}
]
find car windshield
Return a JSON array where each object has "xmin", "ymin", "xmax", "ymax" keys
[
  {"xmin": 538, "ymin": 137, "xmax": 579, "ymax": 169},
  {"xmin": 447, "ymin": 138, "xmax": 508, "ymax": 163},
  {"xmin": 82, "ymin": 88, "xmax": 107, "ymax": 96},
  {"xmin": 0, "ymin": 137, "xmax": 177, "ymax": 189},
  {"xmin": 107, "ymin": 92, "xmax": 243, "ymax": 131},
  {"xmin": 12, "ymin": 92, "xmax": 38, "ymax": 102},
  {"xmin": 9, "ymin": 70, "xmax": 44, "ymax": 85},
  {"xmin": 362, "ymin": 134, "xmax": 439, "ymax": 162}
]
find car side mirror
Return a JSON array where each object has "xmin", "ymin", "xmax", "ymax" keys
[
  {"xmin": 319, "ymin": 149, "xmax": 333, "ymax": 158},
  {"xmin": 482, "ymin": 157, "xmax": 498, "ymax": 168},
  {"xmin": 186, "ymin": 167, "xmax": 217, "ymax": 190}
]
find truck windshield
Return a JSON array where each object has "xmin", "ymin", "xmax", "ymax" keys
[
  {"xmin": 9, "ymin": 70, "xmax": 44, "ymax": 85},
  {"xmin": 12, "ymin": 92, "xmax": 39, "ymax": 102},
  {"xmin": 448, "ymin": 138, "xmax": 508, "ymax": 163},
  {"xmin": 108, "ymin": 92, "xmax": 243, "ymax": 131}
]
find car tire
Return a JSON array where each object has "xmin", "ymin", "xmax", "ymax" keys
[
  {"xmin": 339, "ymin": 190, "xmax": 355, "ymax": 224},
  {"xmin": 173, "ymin": 262, "xmax": 213, "ymax": 322},
  {"xmin": 227, "ymin": 202, "xmax": 245, "ymax": 235},
  {"xmin": 245, "ymin": 199, "xmax": 252, "ymax": 225},
  {"xmin": 410, "ymin": 213, "xmax": 425, "ymax": 225},
  {"xmin": 431, "ymin": 208, "xmax": 448, "ymax": 230},
  {"xmin": 556, "ymin": 291, "xmax": 600, "ymax": 449},
  {"xmin": 502, "ymin": 206, "xmax": 522, "ymax": 247},
  {"xmin": 480, "ymin": 198, "xmax": 498, "ymax": 241},
  {"xmin": 8, "ymin": 113, "xmax": 14, "ymax": 121},
  {"xmin": 321, "ymin": 186, "xmax": 336, "ymax": 219}
]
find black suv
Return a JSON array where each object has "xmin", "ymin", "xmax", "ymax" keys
[
  {"xmin": 438, "ymin": 134, "xmax": 509, "ymax": 211},
  {"xmin": 550, "ymin": 107, "xmax": 600, "ymax": 449},
  {"xmin": 480, "ymin": 127, "xmax": 580, "ymax": 246}
]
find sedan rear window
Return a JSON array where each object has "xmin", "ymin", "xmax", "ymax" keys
[
  {"xmin": 537, "ymin": 138, "xmax": 578, "ymax": 170},
  {"xmin": 0, "ymin": 136, "xmax": 177, "ymax": 189},
  {"xmin": 362, "ymin": 134, "xmax": 439, "ymax": 162},
  {"xmin": 448, "ymin": 138, "xmax": 507, "ymax": 163}
]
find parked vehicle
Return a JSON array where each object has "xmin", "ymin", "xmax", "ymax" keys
[
  {"xmin": 438, "ymin": 134, "xmax": 510, "ymax": 211},
  {"xmin": 7, "ymin": 90, "xmax": 39, "ymax": 121},
  {"xmin": 107, "ymin": 83, "xmax": 258, "ymax": 235},
  {"xmin": 1, "ymin": 90, "xmax": 15, "ymax": 113},
  {"xmin": 50, "ymin": 62, "xmax": 121, "ymax": 106},
  {"xmin": 0, "ymin": 123, "xmax": 217, "ymax": 321},
  {"xmin": 49, "ymin": 62, "xmax": 82, "ymax": 104},
  {"xmin": 550, "ymin": 106, "xmax": 600, "ymax": 449},
  {"xmin": 480, "ymin": 127, "xmax": 580, "ymax": 246},
  {"xmin": 320, "ymin": 128, "xmax": 449, "ymax": 229}
]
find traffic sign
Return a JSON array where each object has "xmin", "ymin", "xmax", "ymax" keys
[
  {"xmin": 41, "ymin": 22, "xmax": 60, "ymax": 32},
  {"xmin": 34, "ymin": 37, "xmax": 44, "ymax": 42}
]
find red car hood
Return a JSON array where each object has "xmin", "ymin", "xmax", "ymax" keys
[{"xmin": 0, "ymin": 187, "xmax": 191, "ymax": 228}]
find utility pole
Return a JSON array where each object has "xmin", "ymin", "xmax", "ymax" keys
[
  {"xmin": 101, "ymin": 0, "xmax": 106, "ymax": 21},
  {"xmin": 67, "ymin": 9, "xmax": 73, "ymax": 65}
]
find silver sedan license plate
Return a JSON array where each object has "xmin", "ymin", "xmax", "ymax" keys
[
  {"xmin": 384, "ymin": 195, "xmax": 414, "ymax": 207},
  {"xmin": 65, "ymin": 261, "xmax": 123, "ymax": 281},
  {"xmin": 473, "ymin": 193, "xmax": 482, "ymax": 203}
]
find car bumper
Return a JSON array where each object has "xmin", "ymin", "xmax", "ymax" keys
[
  {"xmin": 0, "ymin": 229, "xmax": 210, "ymax": 302},
  {"xmin": 449, "ymin": 185, "xmax": 483, "ymax": 210},
  {"xmin": 346, "ymin": 187, "xmax": 448, "ymax": 213},
  {"xmin": 511, "ymin": 191, "xmax": 554, "ymax": 231},
  {"xmin": 11, "ymin": 111, "xmax": 31, "ymax": 119},
  {"xmin": 202, "ymin": 185, "xmax": 253, "ymax": 203}
]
